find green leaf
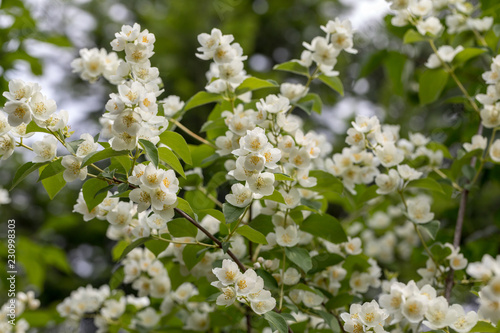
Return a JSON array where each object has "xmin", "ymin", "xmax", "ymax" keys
[
  {"xmin": 81, "ymin": 148, "xmax": 129, "ymax": 168},
  {"xmin": 310, "ymin": 253, "xmax": 344, "ymax": 273},
  {"xmin": 117, "ymin": 237, "xmax": 151, "ymax": 262},
  {"xmin": 158, "ymin": 147, "xmax": 185, "ymax": 178},
  {"xmin": 145, "ymin": 239, "xmax": 169, "ymax": 257},
  {"xmin": 109, "ymin": 266, "xmax": 124, "ymax": 290},
  {"xmin": 419, "ymin": 220, "xmax": 440, "ymax": 240},
  {"xmin": 427, "ymin": 142, "xmax": 452, "ymax": 159},
  {"xmin": 190, "ymin": 144, "xmax": 216, "ymax": 167},
  {"xmin": 262, "ymin": 189, "xmax": 286, "ymax": 204},
  {"xmin": 263, "ymin": 312, "xmax": 288, "ymax": 333},
  {"xmin": 308, "ymin": 170, "xmax": 343, "ymax": 194},
  {"xmin": 403, "ymin": 29, "xmax": 428, "ymax": 43},
  {"xmin": 453, "ymin": 48, "xmax": 487, "ymax": 66},
  {"xmin": 317, "ymin": 74, "xmax": 344, "ymax": 96},
  {"xmin": 182, "ymin": 244, "xmax": 206, "ymax": 270},
  {"xmin": 184, "ymin": 91, "xmax": 222, "ymax": 111},
  {"xmin": 256, "ymin": 268, "xmax": 279, "ymax": 290},
  {"xmin": 66, "ymin": 139, "xmax": 84, "ymax": 155},
  {"xmin": 44, "ymin": 245, "xmax": 71, "ymax": 273},
  {"xmin": 38, "ymin": 159, "xmax": 65, "ymax": 181},
  {"xmin": 294, "ymin": 93, "xmax": 323, "ymax": 114},
  {"xmin": 223, "ymin": 203, "xmax": 246, "ymax": 224},
  {"xmin": 200, "ymin": 117, "xmax": 227, "ymax": 132},
  {"xmin": 168, "ymin": 218, "xmax": 198, "ymax": 238},
  {"xmin": 274, "ymin": 173, "xmax": 294, "ymax": 181},
  {"xmin": 138, "ymin": 139, "xmax": 159, "ymax": 168},
  {"xmin": 40, "ymin": 167, "xmax": 66, "ymax": 199},
  {"xmin": 311, "ymin": 310, "xmax": 341, "ymax": 333},
  {"xmin": 176, "ymin": 197, "xmax": 196, "ymax": 218},
  {"xmin": 407, "ymin": 178, "xmax": 445, "ymax": 194},
  {"xmin": 235, "ymin": 77, "xmax": 278, "ymax": 95},
  {"xmin": 470, "ymin": 321, "xmax": 497, "ymax": 332},
  {"xmin": 159, "ymin": 131, "xmax": 192, "ymax": 165},
  {"xmin": 25, "ymin": 121, "xmax": 51, "ymax": 134},
  {"xmin": 10, "ymin": 162, "xmax": 48, "ymax": 190},
  {"xmin": 285, "ymin": 247, "xmax": 313, "ymax": 273},
  {"xmin": 419, "ymin": 69, "xmax": 449, "ymax": 105},
  {"xmin": 82, "ymin": 178, "xmax": 109, "ymax": 211},
  {"xmin": 273, "ymin": 61, "xmax": 310, "ymax": 76},
  {"xmin": 236, "ymin": 225, "xmax": 268, "ymax": 244},
  {"xmin": 112, "ymin": 241, "xmax": 129, "ymax": 261},
  {"xmin": 462, "ymin": 165, "xmax": 475, "ymax": 181},
  {"xmin": 301, "ymin": 213, "xmax": 348, "ymax": 244},
  {"xmin": 430, "ymin": 244, "xmax": 452, "ymax": 262}
]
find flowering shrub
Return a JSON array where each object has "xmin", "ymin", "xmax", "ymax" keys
[{"xmin": 2, "ymin": 1, "xmax": 500, "ymax": 332}]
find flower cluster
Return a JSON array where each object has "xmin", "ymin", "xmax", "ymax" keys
[
  {"xmin": 0, "ymin": 291, "xmax": 40, "ymax": 333},
  {"xmin": 212, "ymin": 259, "xmax": 276, "ymax": 315},
  {"xmin": 376, "ymin": 280, "xmax": 478, "ymax": 332},
  {"xmin": 386, "ymin": 0, "xmax": 493, "ymax": 36},
  {"xmin": 341, "ymin": 300, "xmax": 388, "ymax": 333},
  {"xmin": 467, "ymin": 254, "xmax": 500, "ymax": 324},
  {"xmin": 1, "ymin": 79, "xmax": 69, "ymax": 161}
]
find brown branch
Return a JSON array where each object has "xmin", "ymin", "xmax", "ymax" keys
[
  {"xmin": 445, "ymin": 123, "xmax": 484, "ymax": 300},
  {"xmin": 174, "ymin": 207, "xmax": 246, "ymax": 272}
]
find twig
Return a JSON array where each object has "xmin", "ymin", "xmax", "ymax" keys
[{"xmin": 169, "ymin": 119, "xmax": 216, "ymax": 149}]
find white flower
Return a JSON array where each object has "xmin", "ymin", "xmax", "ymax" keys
[
  {"xmin": 247, "ymin": 172, "xmax": 275, "ymax": 196},
  {"xmin": 409, "ymin": 0, "xmax": 432, "ymax": 16},
  {"xmin": 302, "ymin": 291, "xmax": 323, "ymax": 308},
  {"xmin": 425, "ymin": 45, "xmax": 464, "ymax": 69},
  {"xmin": 416, "ymin": 16, "xmax": 443, "ymax": 36},
  {"xmin": 3, "ymin": 79, "xmax": 36, "ymax": 101},
  {"xmin": 32, "ymin": 135, "xmax": 58, "ymax": 162},
  {"xmin": 481, "ymin": 104, "xmax": 500, "ymax": 128},
  {"xmin": 61, "ymin": 155, "xmax": 87, "ymax": 182},
  {"xmin": 450, "ymin": 304, "xmax": 478, "ymax": 333},
  {"xmin": 423, "ymin": 296, "xmax": 458, "ymax": 329},
  {"xmin": 0, "ymin": 188, "xmax": 11, "ymax": 204},
  {"xmin": 226, "ymin": 183, "xmax": 253, "ymax": 207},
  {"xmin": 136, "ymin": 307, "xmax": 160, "ymax": 328},
  {"xmin": 250, "ymin": 297, "xmax": 276, "ymax": 315},
  {"xmin": 358, "ymin": 300, "xmax": 389, "ymax": 328},
  {"xmin": 3, "ymin": 101, "xmax": 31, "ymax": 126},
  {"xmin": 76, "ymin": 133, "xmax": 98, "ymax": 157},
  {"xmin": 283, "ymin": 268, "xmax": 300, "ymax": 285},
  {"xmin": 463, "ymin": 134, "xmax": 487, "ymax": 152},
  {"xmin": 146, "ymin": 213, "xmax": 167, "ymax": 230},
  {"xmin": 280, "ymin": 83, "xmax": 308, "ymax": 102},
  {"xmin": 275, "ymin": 225, "xmax": 299, "ymax": 247},
  {"xmin": 375, "ymin": 169, "xmax": 401, "ymax": 195},
  {"xmin": 351, "ymin": 115, "xmax": 380, "ymax": 133},
  {"xmin": 467, "ymin": 17, "xmax": 493, "ymax": 32},
  {"xmin": 375, "ymin": 143, "xmax": 404, "ymax": 168},
  {"xmin": 235, "ymin": 127, "xmax": 269, "ymax": 155},
  {"xmin": 407, "ymin": 197, "xmax": 434, "ymax": 223},
  {"xmin": 161, "ymin": 95, "xmax": 184, "ymax": 117},
  {"xmin": 397, "ymin": 164, "xmax": 422, "ymax": 181},
  {"xmin": 101, "ymin": 298, "xmax": 126, "ymax": 319},
  {"xmin": 490, "ymin": 139, "xmax": 500, "ymax": 162},
  {"xmin": 235, "ymin": 269, "xmax": 258, "ymax": 295},
  {"xmin": 344, "ymin": 237, "xmax": 362, "ymax": 255},
  {"xmin": 402, "ymin": 295, "xmax": 428, "ymax": 323},
  {"xmin": 216, "ymin": 286, "xmax": 237, "ymax": 306},
  {"xmin": 289, "ymin": 147, "xmax": 311, "ymax": 169},
  {"xmin": 213, "ymin": 259, "xmax": 242, "ymax": 286}
]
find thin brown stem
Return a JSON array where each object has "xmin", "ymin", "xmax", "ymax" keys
[
  {"xmin": 169, "ymin": 119, "xmax": 216, "ymax": 148},
  {"xmin": 174, "ymin": 207, "xmax": 246, "ymax": 272}
]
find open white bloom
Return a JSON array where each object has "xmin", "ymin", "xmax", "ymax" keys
[
  {"xmin": 0, "ymin": 133, "xmax": 15, "ymax": 160},
  {"xmin": 235, "ymin": 127, "xmax": 269, "ymax": 155},
  {"xmin": 32, "ymin": 135, "xmax": 58, "ymax": 163},
  {"xmin": 407, "ymin": 197, "xmax": 434, "ymax": 223},
  {"xmin": 375, "ymin": 169, "xmax": 401, "ymax": 195},
  {"xmin": 161, "ymin": 95, "xmax": 184, "ymax": 117},
  {"xmin": 302, "ymin": 291, "xmax": 324, "ymax": 308},
  {"xmin": 216, "ymin": 286, "xmax": 237, "ymax": 306},
  {"xmin": 375, "ymin": 143, "xmax": 404, "ymax": 168},
  {"xmin": 344, "ymin": 237, "xmax": 362, "ymax": 255},
  {"xmin": 247, "ymin": 172, "xmax": 275, "ymax": 196},
  {"xmin": 450, "ymin": 304, "xmax": 478, "ymax": 333},
  {"xmin": 136, "ymin": 307, "xmax": 160, "ymax": 328},
  {"xmin": 417, "ymin": 16, "xmax": 443, "ymax": 36},
  {"xmin": 235, "ymin": 269, "xmax": 258, "ymax": 296},
  {"xmin": 283, "ymin": 268, "xmax": 300, "ymax": 285},
  {"xmin": 463, "ymin": 134, "xmax": 487, "ymax": 152},
  {"xmin": 402, "ymin": 295, "xmax": 428, "ymax": 323},
  {"xmin": 61, "ymin": 155, "xmax": 88, "ymax": 182},
  {"xmin": 226, "ymin": 183, "xmax": 253, "ymax": 207},
  {"xmin": 213, "ymin": 259, "xmax": 242, "ymax": 286},
  {"xmin": 425, "ymin": 45, "xmax": 464, "ymax": 69},
  {"xmin": 275, "ymin": 225, "xmax": 299, "ymax": 247},
  {"xmin": 490, "ymin": 139, "xmax": 500, "ymax": 162},
  {"xmin": 3, "ymin": 79, "xmax": 36, "ymax": 101},
  {"xmin": 3, "ymin": 101, "xmax": 31, "ymax": 126},
  {"xmin": 480, "ymin": 104, "xmax": 500, "ymax": 128},
  {"xmin": 76, "ymin": 133, "xmax": 99, "ymax": 157},
  {"xmin": 358, "ymin": 300, "xmax": 389, "ymax": 329},
  {"xmin": 352, "ymin": 115, "xmax": 380, "ymax": 134},
  {"xmin": 250, "ymin": 297, "xmax": 276, "ymax": 315},
  {"xmin": 423, "ymin": 296, "xmax": 458, "ymax": 329},
  {"xmin": 397, "ymin": 164, "xmax": 422, "ymax": 181}
]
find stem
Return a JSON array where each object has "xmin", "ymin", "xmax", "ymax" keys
[
  {"xmin": 226, "ymin": 205, "xmax": 250, "ymax": 242},
  {"xmin": 153, "ymin": 235, "xmax": 217, "ymax": 248},
  {"xmin": 16, "ymin": 141, "xmax": 33, "ymax": 151},
  {"xmin": 197, "ymin": 186, "xmax": 223, "ymax": 208},
  {"xmin": 169, "ymin": 119, "xmax": 216, "ymax": 148},
  {"xmin": 432, "ymin": 167, "xmax": 463, "ymax": 192},
  {"xmin": 279, "ymin": 249, "xmax": 286, "ymax": 310},
  {"xmin": 129, "ymin": 148, "xmax": 141, "ymax": 176},
  {"xmin": 428, "ymin": 40, "xmax": 480, "ymax": 113},
  {"xmin": 90, "ymin": 163, "xmax": 104, "ymax": 173},
  {"xmin": 174, "ymin": 207, "xmax": 246, "ymax": 272}
]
